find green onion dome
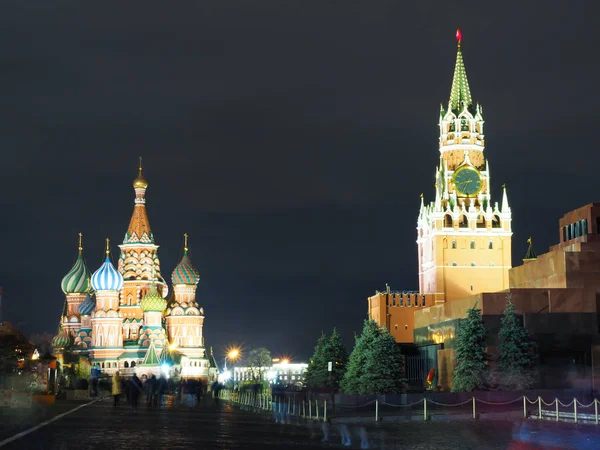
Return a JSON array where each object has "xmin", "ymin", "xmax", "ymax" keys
[
  {"xmin": 61, "ymin": 252, "xmax": 91, "ymax": 294},
  {"xmin": 140, "ymin": 284, "xmax": 167, "ymax": 313},
  {"xmin": 52, "ymin": 328, "xmax": 71, "ymax": 350}
]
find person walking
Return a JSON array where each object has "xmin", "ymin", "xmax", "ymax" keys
[
  {"xmin": 112, "ymin": 371, "xmax": 122, "ymax": 407},
  {"xmin": 156, "ymin": 375, "xmax": 167, "ymax": 407},
  {"xmin": 129, "ymin": 374, "xmax": 143, "ymax": 412},
  {"xmin": 146, "ymin": 375, "xmax": 157, "ymax": 407}
]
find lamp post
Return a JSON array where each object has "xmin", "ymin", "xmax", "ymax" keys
[{"xmin": 226, "ymin": 349, "xmax": 240, "ymax": 388}]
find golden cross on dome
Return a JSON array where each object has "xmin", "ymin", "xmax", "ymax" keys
[
  {"xmin": 184, "ymin": 233, "xmax": 189, "ymax": 253},
  {"xmin": 105, "ymin": 237, "xmax": 110, "ymax": 256},
  {"xmin": 78, "ymin": 232, "xmax": 83, "ymax": 253}
]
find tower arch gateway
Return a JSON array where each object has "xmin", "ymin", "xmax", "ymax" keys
[{"xmin": 416, "ymin": 31, "xmax": 512, "ymax": 302}]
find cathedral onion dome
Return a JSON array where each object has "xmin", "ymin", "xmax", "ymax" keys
[
  {"xmin": 140, "ymin": 284, "xmax": 167, "ymax": 312},
  {"xmin": 133, "ymin": 157, "xmax": 148, "ymax": 189},
  {"xmin": 79, "ymin": 293, "xmax": 96, "ymax": 316},
  {"xmin": 61, "ymin": 234, "xmax": 92, "ymax": 294},
  {"xmin": 91, "ymin": 239, "xmax": 124, "ymax": 291},
  {"xmin": 52, "ymin": 327, "xmax": 71, "ymax": 350},
  {"xmin": 171, "ymin": 234, "xmax": 200, "ymax": 285}
]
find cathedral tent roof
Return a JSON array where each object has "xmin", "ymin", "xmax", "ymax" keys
[
  {"xmin": 140, "ymin": 340, "xmax": 160, "ymax": 366},
  {"xmin": 209, "ymin": 347, "xmax": 220, "ymax": 370},
  {"xmin": 124, "ymin": 158, "xmax": 154, "ymax": 244}
]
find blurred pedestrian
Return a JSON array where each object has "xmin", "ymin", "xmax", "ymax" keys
[
  {"xmin": 146, "ymin": 375, "xmax": 157, "ymax": 407},
  {"xmin": 112, "ymin": 371, "xmax": 122, "ymax": 407},
  {"xmin": 129, "ymin": 374, "xmax": 143, "ymax": 412}
]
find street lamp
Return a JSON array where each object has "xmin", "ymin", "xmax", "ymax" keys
[{"xmin": 225, "ymin": 348, "xmax": 241, "ymax": 387}]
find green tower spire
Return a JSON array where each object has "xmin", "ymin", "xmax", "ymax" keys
[{"xmin": 448, "ymin": 29, "xmax": 472, "ymax": 112}]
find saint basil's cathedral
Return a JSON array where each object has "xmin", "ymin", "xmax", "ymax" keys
[{"xmin": 51, "ymin": 161, "xmax": 217, "ymax": 381}]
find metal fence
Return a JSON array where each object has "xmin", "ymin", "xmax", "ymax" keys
[{"xmin": 219, "ymin": 390, "xmax": 600, "ymax": 425}]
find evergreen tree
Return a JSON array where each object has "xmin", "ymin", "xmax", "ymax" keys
[
  {"xmin": 361, "ymin": 324, "xmax": 405, "ymax": 394},
  {"xmin": 452, "ymin": 302, "xmax": 488, "ymax": 392},
  {"xmin": 304, "ymin": 332, "xmax": 329, "ymax": 389},
  {"xmin": 496, "ymin": 295, "xmax": 536, "ymax": 390},
  {"xmin": 341, "ymin": 320, "xmax": 404, "ymax": 394},
  {"xmin": 324, "ymin": 328, "xmax": 348, "ymax": 391},
  {"xmin": 341, "ymin": 321, "xmax": 378, "ymax": 394}
]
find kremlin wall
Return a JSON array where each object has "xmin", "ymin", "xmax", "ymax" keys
[{"xmin": 368, "ymin": 32, "xmax": 600, "ymax": 391}]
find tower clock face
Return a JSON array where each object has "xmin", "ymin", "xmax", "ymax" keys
[{"xmin": 453, "ymin": 167, "xmax": 482, "ymax": 196}]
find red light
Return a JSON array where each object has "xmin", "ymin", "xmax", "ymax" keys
[{"xmin": 456, "ymin": 29, "xmax": 462, "ymax": 43}]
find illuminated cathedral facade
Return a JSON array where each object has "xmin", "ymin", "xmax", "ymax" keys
[{"xmin": 52, "ymin": 161, "xmax": 217, "ymax": 381}]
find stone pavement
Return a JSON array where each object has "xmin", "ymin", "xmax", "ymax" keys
[{"xmin": 2, "ymin": 396, "xmax": 600, "ymax": 449}]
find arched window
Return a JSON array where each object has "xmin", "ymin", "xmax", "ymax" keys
[
  {"xmin": 459, "ymin": 215, "xmax": 469, "ymax": 228},
  {"xmin": 452, "ymin": 262, "xmax": 457, "ymax": 266},
  {"xmin": 124, "ymin": 361, "xmax": 129, "ymax": 368},
  {"xmin": 444, "ymin": 214, "xmax": 453, "ymax": 228},
  {"xmin": 492, "ymin": 215, "xmax": 501, "ymax": 228},
  {"xmin": 461, "ymin": 117, "xmax": 469, "ymax": 131},
  {"xmin": 470, "ymin": 240, "xmax": 475, "ymax": 249},
  {"xmin": 101, "ymin": 362, "xmax": 105, "ymax": 368},
  {"xmin": 131, "ymin": 361, "xmax": 136, "ymax": 368},
  {"xmin": 471, "ymin": 262, "xmax": 475, "ymax": 267},
  {"xmin": 451, "ymin": 240, "xmax": 457, "ymax": 249},
  {"xmin": 488, "ymin": 241, "xmax": 493, "ymax": 249}
]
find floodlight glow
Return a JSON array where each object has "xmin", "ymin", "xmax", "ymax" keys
[
  {"xmin": 218, "ymin": 370, "xmax": 232, "ymax": 383},
  {"xmin": 161, "ymin": 363, "xmax": 170, "ymax": 377}
]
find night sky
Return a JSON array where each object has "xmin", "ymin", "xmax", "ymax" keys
[{"xmin": 1, "ymin": 2, "xmax": 598, "ymax": 362}]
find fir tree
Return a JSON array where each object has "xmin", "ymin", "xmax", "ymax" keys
[
  {"xmin": 496, "ymin": 295, "xmax": 536, "ymax": 390},
  {"xmin": 341, "ymin": 320, "xmax": 404, "ymax": 394},
  {"xmin": 304, "ymin": 332, "xmax": 329, "ymax": 389},
  {"xmin": 361, "ymin": 325, "xmax": 405, "ymax": 394},
  {"xmin": 452, "ymin": 302, "xmax": 488, "ymax": 392},
  {"xmin": 324, "ymin": 328, "xmax": 348, "ymax": 391},
  {"xmin": 341, "ymin": 321, "xmax": 378, "ymax": 394}
]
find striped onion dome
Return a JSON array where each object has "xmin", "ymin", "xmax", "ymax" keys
[
  {"xmin": 61, "ymin": 252, "xmax": 91, "ymax": 294},
  {"xmin": 52, "ymin": 328, "xmax": 71, "ymax": 350},
  {"xmin": 91, "ymin": 257, "xmax": 124, "ymax": 291},
  {"xmin": 171, "ymin": 251, "xmax": 199, "ymax": 285},
  {"xmin": 140, "ymin": 284, "xmax": 166, "ymax": 312},
  {"xmin": 79, "ymin": 293, "xmax": 96, "ymax": 316}
]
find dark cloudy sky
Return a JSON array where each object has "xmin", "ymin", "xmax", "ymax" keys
[{"xmin": 0, "ymin": 1, "xmax": 598, "ymax": 361}]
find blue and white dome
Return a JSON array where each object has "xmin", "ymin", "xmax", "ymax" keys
[
  {"xmin": 79, "ymin": 293, "xmax": 96, "ymax": 316},
  {"xmin": 91, "ymin": 257, "xmax": 124, "ymax": 291}
]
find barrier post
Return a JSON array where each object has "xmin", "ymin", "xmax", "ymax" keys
[
  {"xmin": 375, "ymin": 399, "xmax": 379, "ymax": 422},
  {"xmin": 523, "ymin": 396, "xmax": 527, "ymax": 418},
  {"xmin": 472, "ymin": 397, "xmax": 476, "ymax": 419},
  {"xmin": 293, "ymin": 398, "xmax": 296, "ymax": 416},
  {"xmin": 423, "ymin": 398, "xmax": 427, "ymax": 421},
  {"xmin": 303, "ymin": 400, "xmax": 306, "ymax": 418},
  {"xmin": 316, "ymin": 399, "xmax": 319, "ymax": 420},
  {"xmin": 574, "ymin": 398, "xmax": 577, "ymax": 424},
  {"xmin": 324, "ymin": 400, "xmax": 327, "ymax": 422},
  {"xmin": 555, "ymin": 399, "xmax": 559, "ymax": 422},
  {"xmin": 596, "ymin": 399, "xmax": 599, "ymax": 425},
  {"xmin": 309, "ymin": 399, "xmax": 312, "ymax": 419},
  {"xmin": 288, "ymin": 397, "xmax": 291, "ymax": 415},
  {"xmin": 538, "ymin": 397, "xmax": 542, "ymax": 420}
]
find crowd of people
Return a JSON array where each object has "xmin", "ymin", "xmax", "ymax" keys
[{"xmin": 110, "ymin": 371, "xmax": 216, "ymax": 411}]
